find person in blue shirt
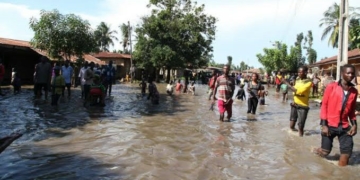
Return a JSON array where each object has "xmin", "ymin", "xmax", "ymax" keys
[
  {"xmin": 102, "ymin": 60, "xmax": 116, "ymax": 96},
  {"xmin": 61, "ymin": 60, "xmax": 73, "ymax": 98}
]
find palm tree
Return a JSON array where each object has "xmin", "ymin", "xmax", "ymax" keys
[
  {"xmin": 319, "ymin": 3, "xmax": 360, "ymax": 48},
  {"xmin": 227, "ymin": 56, "xmax": 232, "ymax": 67},
  {"xmin": 119, "ymin": 23, "xmax": 130, "ymax": 53},
  {"xmin": 94, "ymin": 22, "xmax": 118, "ymax": 52}
]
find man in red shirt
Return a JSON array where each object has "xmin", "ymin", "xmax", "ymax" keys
[
  {"xmin": 313, "ymin": 64, "xmax": 358, "ymax": 166},
  {"xmin": 0, "ymin": 58, "xmax": 5, "ymax": 96},
  {"xmin": 212, "ymin": 65, "xmax": 235, "ymax": 122}
]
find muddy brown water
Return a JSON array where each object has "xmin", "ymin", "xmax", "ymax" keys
[{"xmin": 1, "ymin": 83, "xmax": 360, "ymax": 179}]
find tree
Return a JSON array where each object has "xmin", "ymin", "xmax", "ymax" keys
[
  {"xmin": 227, "ymin": 56, "xmax": 232, "ymax": 67},
  {"xmin": 256, "ymin": 41, "xmax": 288, "ymax": 73},
  {"xmin": 30, "ymin": 9, "xmax": 97, "ymax": 60},
  {"xmin": 119, "ymin": 23, "xmax": 131, "ymax": 54},
  {"xmin": 319, "ymin": 3, "xmax": 360, "ymax": 48},
  {"xmin": 303, "ymin": 30, "xmax": 317, "ymax": 64},
  {"xmin": 94, "ymin": 22, "xmax": 118, "ymax": 52},
  {"xmin": 133, "ymin": 0, "xmax": 217, "ymax": 82},
  {"xmin": 350, "ymin": 24, "xmax": 360, "ymax": 49},
  {"xmin": 239, "ymin": 61, "xmax": 248, "ymax": 71}
]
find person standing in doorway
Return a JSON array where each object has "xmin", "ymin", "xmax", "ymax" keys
[
  {"xmin": 313, "ymin": 64, "xmax": 358, "ymax": 166},
  {"xmin": 282, "ymin": 66, "xmax": 312, "ymax": 136},
  {"xmin": 34, "ymin": 56, "xmax": 52, "ymax": 100},
  {"xmin": 103, "ymin": 60, "xmax": 116, "ymax": 96},
  {"xmin": 61, "ymin": 60, "xmax": 73, "ymax": 98},
  {"xmin": 212, "ymin": 65, "xmax": 235, "ymax": 122},
  {"xmin": 0, "ymin": 59, "xmax": 5, "ymax": 96}
]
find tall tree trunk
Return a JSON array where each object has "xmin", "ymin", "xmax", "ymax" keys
[{"xmin": 166, "ymin": 67, "xmax": 171, "ymax": 83}]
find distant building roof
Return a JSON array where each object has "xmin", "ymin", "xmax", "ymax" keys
[
  {"xmin": 92, "ymin": 52, "xmax": 131, "ymax": 59},
  {"xmin": 241, "ymin": 68, "xmax": 261, "ymax": 74},
  {"xmin": 313, "ymin": 48, "xmax": 360, "ymax": 66},
  {"xmin": 0, "ymin": 37, "xmax": 104, "ymax": 65}
]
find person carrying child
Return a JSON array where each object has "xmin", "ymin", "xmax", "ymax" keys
[{"xmin": 51, "ymin": 67, "xmax": 65, "ymax": 106}]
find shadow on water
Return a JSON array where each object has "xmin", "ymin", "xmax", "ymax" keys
[{"xmin": 0, "ymin": 145, "xmax": 123, "ymax": 179}]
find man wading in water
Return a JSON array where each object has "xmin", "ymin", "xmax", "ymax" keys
[
  {"xmin": 212, "ymin": 65, "xmax": 235, "ymax": 122},
  {"xmin": 282, "ymin": 66, "xmax": 312, "ymax": 137},
  {"xmin": 313, "ymin": 64, "xmax": 358, "ymax": 166}
]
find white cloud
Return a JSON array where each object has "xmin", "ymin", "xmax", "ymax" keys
[{"xmin": 0, "ymin": 2, "xmax": 39, "ymax": 19}]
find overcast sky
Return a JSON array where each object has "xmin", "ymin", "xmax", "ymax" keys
[{"xmin": 1, "ymin": 0, "xmax": 359, "ymax": 68}]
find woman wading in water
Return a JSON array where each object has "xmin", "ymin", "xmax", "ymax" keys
[
  {"xmin": 247, "ymin": 73, "xmax": 261, "ymax": 114},
  {"xmin": 282, "ymin": 66, "xmax": 312, "ymax": 137}
]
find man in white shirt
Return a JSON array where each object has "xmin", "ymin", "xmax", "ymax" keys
[
  {"xmin": 61, "ymin": 60, "xmax": 73, "ymax": 98},
  {"xmin": 78, "ymin": 61, "xmax": 88, "ymax": 99}
]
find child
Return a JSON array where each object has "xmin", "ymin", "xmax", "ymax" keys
[
  {"xmin": 139, "ymin": 79, "xmax": 147, "ymax": 96},
  {"xmin": 236, "ymin": 84, "xmax": 246, "ymax": 101},
  {"xmin": 89, "ymin": 75, "xmax": 106, "ymax": 106},
  {"xmin": 188, "ymin": 81, "xmax": 195, "ymax": 95},
  {"xmin": 51, "ymin": 67, "xmax": 65, "ymax": 106},
  {"xmin": 11, "ymin": 68, "xmax": 21, "ymax": 94},
  {"xmin": 280, "ymin": 82, "xmax": 288, "ymax": 102},
  {"xmin": 258, "ymin": 85, "xmax": 268, "ymax": 105},
  {"xmin": 148, "ymin": 78, "xmax": 159, "ymax": 104},
  {"xmin": 175, "ymin": 79, "xmax": 183, "ymax": 92},
  {"xmin": 166, "ymin": 80, "xmax": 174, "ymax": 95}
]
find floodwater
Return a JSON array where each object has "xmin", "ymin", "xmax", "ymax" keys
[{"xmin": 1, "ymin": 83, "xmax": 360, "ymax": 180}]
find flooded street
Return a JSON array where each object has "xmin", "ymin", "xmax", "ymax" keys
[{"xmin": 1, "ymin": 83, "xmax": 360, "ymax": 180}]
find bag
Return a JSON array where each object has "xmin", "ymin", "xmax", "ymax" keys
[{"xmin": 280, "ymin": 84, "xmax": 288, "ymax": 92}]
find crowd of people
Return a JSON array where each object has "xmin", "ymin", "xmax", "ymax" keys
[
  {"xmin": 30, "ymin": 56, "xmax": 116, "ymax": 107},
  {"xmin": 1, "ymin": 56, "xmax": 359, "ymax": 166},
  {"xmin": 207, "ymin": 64, "xmax": 358, "ymax": 166}
]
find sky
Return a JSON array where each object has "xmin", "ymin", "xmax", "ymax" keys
[{"xmin": 1, "ymin": 0, "xmax": 360, "ymax": 68}]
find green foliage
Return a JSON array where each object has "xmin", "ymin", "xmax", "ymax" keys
[
  {"xmin": 320, "ymin": 3, "xmax": 360, "ymax": 48},
  {"xmin": 303, "ymin": 30, "xmax": 317, "ymax": 64},
  {"xmin": 30, "ymin": 9, "xmax": 97, "ymax": 60},
  {"xmin": 256, "ymin": 41, "xmax": 288, "ymax": 73},
  {"xmin": 239, "ymin": 61, "xmax": 249, "ymax": 71},
  {"xmin": 94, "ymin": 22, "xmax": 118, "ymax": 52},
  {"xmin": 257, "ymin": 35, "xmax": 307, "ymax": 73},
  {"xmin": 227, "ymin": 56, "xmax": 232, "ymax": 67},
  {"xmin": 350, "ymin": 24, "xmax": 360, "ymax": 49},
  {"xmin": 133, "ymin": 0, "xmax": 217, "ymax": 72},
  {"xmin": 119, "ymin": 23, "xmax": 130, "ymax": 53}
]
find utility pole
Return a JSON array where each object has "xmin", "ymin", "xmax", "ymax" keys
[
  {"xmin": 128, "ymin": 21, "xmax": 134, "ymax": 83},
  {"xmin": 336, "ymin": 0, "xmax": 349, "ymax": 80}
]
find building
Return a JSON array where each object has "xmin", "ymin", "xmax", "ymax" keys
[
  {"xmin": 92, "ymin": 52, "xmax": 131, "ymax": 79},
  {"xmin": 0, "ymin": 37, "xmax": 104, "ymax": 84},
  {"xmin": 311, "ymin": 48, "xmax": 360, "ymax": 89}
]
